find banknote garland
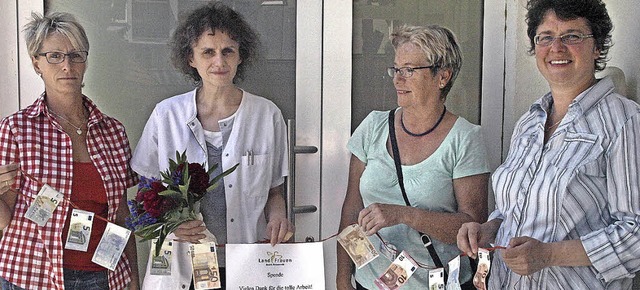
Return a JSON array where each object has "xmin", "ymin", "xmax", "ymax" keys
[
  {"xmin": 17, "ymin": 169, "xmax": 505, "ymax": 287},
  {"xmin": 337, "ymin": 224, "xmax": 506, "ymax": 288},
  {"xmin": 21, "ymin": 169, "xmax": 111, "ymax": 224},
  {"xmin": 20, "ymin": 170, "xmax": 131, "ymax": 271}
]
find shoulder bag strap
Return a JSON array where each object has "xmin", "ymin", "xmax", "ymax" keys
[{"xmin": 387, "ymin": 110, "xmax": 446, "ymax": 272}]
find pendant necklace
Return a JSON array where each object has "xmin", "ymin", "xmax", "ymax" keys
[
  {"xmin": 545, "ymin": 119, "xmax": 562, "ymax": 132},
  {"xmin": 545, "ymin": 106, "xmax": 562, "ymax": 132},
  {"xmin": 50, "ymin": 110, "xmax": 86, "ymax": 135},
  {"xmin": 400, "ymin": 105, "xmax": 447, "ymax": 137}
]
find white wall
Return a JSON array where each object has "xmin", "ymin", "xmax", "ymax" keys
[{"xmin": 0, "ymin": 0, "xmax": 18, "ymax": 119}]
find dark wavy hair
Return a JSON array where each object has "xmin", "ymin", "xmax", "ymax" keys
[
  {"xmin": 525, "ymin": 0, "xmax": 612, "ymax": 72},
  {"xmin": 170, "ymin": 1, "xmax": 259, "ymax": 84}
]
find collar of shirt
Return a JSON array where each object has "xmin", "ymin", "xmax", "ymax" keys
[{"xmin": 26, "ymin": 92, "xmax": 106, "ymax": 127}]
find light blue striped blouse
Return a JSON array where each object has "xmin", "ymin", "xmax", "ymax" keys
[{"xmin": 488, "ymin": 76, "xmax": 640, "ymax": 289}]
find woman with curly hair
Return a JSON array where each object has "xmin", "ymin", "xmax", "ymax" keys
[{"xmin": 132, "ymin": 2, "xmax": 292, "ymax": 289}]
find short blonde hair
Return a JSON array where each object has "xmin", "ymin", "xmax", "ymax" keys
[
  {"xmin": 391, "ymin": 25, "xmax": 462, "ymax": 99},
  {"xmin": 23, "ymin": 12, "xmax": 89, "ymax": 57}
]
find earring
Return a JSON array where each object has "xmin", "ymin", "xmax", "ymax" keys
[{"xmin": 439, "ymin": 84, "xmax": 445, "ymax": 88}]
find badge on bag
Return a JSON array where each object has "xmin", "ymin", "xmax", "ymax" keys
[
  {"xmin": 64, "ymin": 209, "xmax": 94, "ymax": 252},
  {"xmin": 150, "ymin": 238, "xmax": 173, "ymax": 275},
  {"xmin": 25, "ymin": 184, "xmax": 64, "ymax": 226},
  {"xmin": 428, "ymin": 268, "xmax": 445, "ymax": 289},
  {"xmin": 92, "ymin": 222, "xmax": 131, "ymax": 271}
]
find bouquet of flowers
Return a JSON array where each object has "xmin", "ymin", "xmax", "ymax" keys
[{"xmin": 126, "ymin": 151, "xmax": 238, "ymax": 256}]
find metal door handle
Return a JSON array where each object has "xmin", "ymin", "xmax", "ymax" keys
[{"xmin": 286, "ymin": 119, "xmax": 318, "ymax": 228}]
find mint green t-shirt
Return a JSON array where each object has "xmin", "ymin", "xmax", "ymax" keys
[{"xmin": 348, "ymin": 109, "xmax": 490, "ymax": 288}]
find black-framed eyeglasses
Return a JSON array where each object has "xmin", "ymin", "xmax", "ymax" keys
[
  {"xmin": 534, "ymin": 33, "xmax": 593, "ymax": 46},
  {"xmin": 37, "ymin": 51, "xmax": 89, "ymax": 64},
  {"xmin": 387, "ymin": 66, "xmax": 434, "ymax": 78}
]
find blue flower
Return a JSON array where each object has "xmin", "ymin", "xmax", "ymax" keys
[
  {"xmin": 138, "ymin": 176, "xmax": 160, "ymax": 190},
  {"xmin": 125, "ymin": 212, "xmax": 158, "ymax": 231}
]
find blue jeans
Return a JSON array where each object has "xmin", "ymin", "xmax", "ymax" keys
[
  {"xmin": 0, "ymin": 277, "xmax": 25, "ymax": 290},
  {"xmin": 64, "ymin": 269, "xmax": 109, "ymax": 290},
  {"xmin": 1, "ymin": 269, "xmax": 108, "ymax": 290}
]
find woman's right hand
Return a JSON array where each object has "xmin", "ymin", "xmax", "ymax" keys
[
  {"xmin": 173, "ymin": 220, "xmax": 207, "ymax": 243},
  {"xmin": 457, "ymin": 219, "xmax": 501, "ymax": 259},
  {"xmin": 0, "ymin": 163, "xmax": 19, "ymax": 196}
]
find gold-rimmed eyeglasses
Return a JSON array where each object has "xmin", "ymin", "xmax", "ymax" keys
[
  {"xmin": 37, "ymin": 51, "xmax": 89, "ymax": 64},
  {"xmin": 387, "ymin": 66, "xmax": 434, "ymax": 78}
]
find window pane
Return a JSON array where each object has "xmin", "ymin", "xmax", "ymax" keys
[
  {"xmin": 45, "ymin": 0, "xmax": 296, "ymax": 147},
  {"xmin": 352, "ymin": 0, "xmax": 483, "ymax": 131}
]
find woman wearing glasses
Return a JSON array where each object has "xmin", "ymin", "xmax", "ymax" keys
[
  {"xmin": 458, "ymin": 0, "xmax": 640, "ymax": 289},
  {"xmin": 0, "ymin": 12, "xmax": 139, "ymax": 290},
  {"xmin": 337, "ymin": 24, "xmax": 490, "ymax": 289}
]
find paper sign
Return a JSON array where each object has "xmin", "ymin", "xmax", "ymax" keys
[{"xmin": 226, "ymin": 242, "xmax": 325, "ymax": 290}]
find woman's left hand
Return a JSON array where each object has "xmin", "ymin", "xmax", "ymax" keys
[
  {"xmin": 358, "ymin": 203, "xmax": 403, "ymax": 236},
  {"xmin": 502, "ymin": 236, "xmax": 552, "ymax": 275},
  {"xmin": 266, "ymin": 216, "xmax": 294, "ymax": 246}
]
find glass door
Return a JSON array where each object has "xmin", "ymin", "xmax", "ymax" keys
[
  {"xmin": 44, "ymin": 0, "xmax": 299, "ymax": 145},
  {"xmin": 44, "ymin": 0, "xmax": 323, "ymax": 281},
  {"xmin": 22, "ymin": 0, "xmax": 494, "ymax": 286}
]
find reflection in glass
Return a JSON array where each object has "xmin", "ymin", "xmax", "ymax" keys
[
  {"xmin": 352, "ymin": 0, "xmax": 483, "ymax": 131},
  {"xmin": 45, "ymin": 0, "xmax": 296, "ymax": 147}
]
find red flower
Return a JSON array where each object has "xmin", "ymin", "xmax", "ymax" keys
[
  {"xmin": 160, "ymin": 197, "xmax": 178, "ymax": 214},
  {"xmin": 187, "ymin": 163, "xmax": 209, "ymax": 197},
  {"xmin": 141, "ymin": 181, "xmax": 167, "ymax": 218}
]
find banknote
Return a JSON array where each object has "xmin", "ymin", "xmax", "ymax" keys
[
  {"xmin": 445, "ymin": 255, "xmax": 461, "ymax": 290},
  {"xmin": 92, "ymin": 222, "xmax": 131, "ymax": 271},
  {"xmin": 374, "ymin": 250, "xmax": 419, "ymax": 290},
  {"xmin": 150, "ymin": 239, "xmax": 173, "ymax": 276},
  {"xmin": 337, "ymin": 224, "xmax": 379, "ymax": 269},
  {"xmin": 25, "ymin": 184, "xmax": 63, "ymax": 226},
  {"xmin": 190, "ymin": 242, "xmax": 221, "ymax": 290},
  {"xmin": 65, "ymin": 209, "xmax": 94, "ymax": 252},
  {"xmin": 473, "ymin": 248, "xmax": 491, "ymax": 290},
  {"xmin": 428, "ymin": 268, "xmax": 445, "ymax": 290}
]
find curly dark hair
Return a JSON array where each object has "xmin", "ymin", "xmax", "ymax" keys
[
  {"xmin": 170, "ymin": 1, "xmax": 259, "ymax": 84},
  {"xmin": 525, "ymin": 0, "xmax": 612, "ymax": 72}
]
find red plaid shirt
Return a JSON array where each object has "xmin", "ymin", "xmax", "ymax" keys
[{"xmin": 0, "ymin": 94, "xmax": 138, "ymax": 290}]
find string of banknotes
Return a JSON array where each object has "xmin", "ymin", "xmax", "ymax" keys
[
  {"xmin": 337, "ymin": 223, "xmax": 505, "ymax": 290},
  {"xmin": 15, "ymin": 169, "xmax": 501, "ymax": 289},
  {"xmin": 18, "ymin": 170, "xmax": 131, "ymax": 271}
]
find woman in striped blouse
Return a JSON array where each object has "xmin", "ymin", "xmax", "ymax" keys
[{"xmin": 458, "ymin": 0, "xmax": 640, "ymax": 289}]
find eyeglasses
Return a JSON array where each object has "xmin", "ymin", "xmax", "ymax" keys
[
  {"xmin": 37, "ymin": 51, "xmax": 89, "ymax": 64},
  {"xmin": 387, "ymin": 66, "xmax": 434, "ymax": 78},
  {"xmin": 534, "ymin": 33, "xmax": 593, "ymax": 46}
]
